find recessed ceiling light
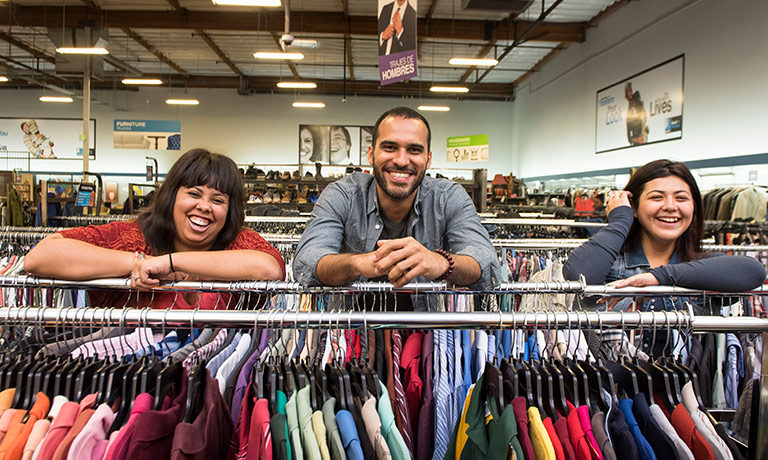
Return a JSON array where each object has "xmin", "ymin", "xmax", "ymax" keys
[
  {"xmin": 292, "ymin": 102, "xmax": 325, "ymax": 108},
  {"xmin": 290, "ymin": 39, "xmax": 318, "ymax": 48},
  {"xmin": 39, "ymin": 96, "xmax": 73, "ymax": 103},
  {"xmin": 448, "ymin": 57, "xmax": 498, "ymax": 66},
  {"xmin": 122, "ymin": 78, "xmax": 163, "ymax": 85},
  {"xmin": 430, "ymin": 85, "xmax": 469, "ymax": 93},
  {"xmin": 166, "ymin": 98, "xmax": 200, "ymax": 105},
  {"xmin": 211, "ymin": 0, "xmax": 280, "ymax": 5},
  {"xmin": 418, "ymin": 105, "xmax": 450, "ymax": 112},
  {"xmin": 277, "ymin": 81, "xmax": 317, "ymax": 89},
  {"xmin": 0, "ymin": 76, "xmax": 8, "ymax": 82},
  {"xmin": 56, "ymin": 47, "xmax": 109, "ymax": 55},
  {"xmin": 254, "ymin": 52, "xmax": 304, "ymax": 60}
]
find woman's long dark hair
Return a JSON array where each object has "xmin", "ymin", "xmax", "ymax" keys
[
  {"xmin": 623, "ymin": 159, "xmax": 704, "ymax": 262},
  {"xmin": 138, "ymin": 148, "xmax": 245, "ymax": 254}
]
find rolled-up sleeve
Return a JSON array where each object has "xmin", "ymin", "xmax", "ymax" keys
[
  {"xmin": 293, "ymin": 182, "xmax": 350, "ymax": 285},
  {"xmin": 443, "ymin": 183, "xmax": 499, "ymax": 290}
]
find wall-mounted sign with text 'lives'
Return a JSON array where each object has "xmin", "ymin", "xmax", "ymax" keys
[
  {"xmin": 0, "ymin": 117, "xmax": 95, "ymax": 159},
  {"xmin": 377, "ymin": 0, "xmax": 418, "ymax": 85},
  {"xmin": 113, "ymin": 120, "xmax": 181, "ymax": 151},
  {"xmin": 595, "ymin": 55, "xmax": 684, "ymax": 154},
  {"xmin": 447, "ymin": 134, "xmax": 489, "ymax": 162}
]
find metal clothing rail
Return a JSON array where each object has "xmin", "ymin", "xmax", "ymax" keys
[
  {"xmin": 492, "ymin": 238, "xmax": 768, "ymax": 252},
  {"xmin": 243, "ymin": 215, "xmax": 611, "ymax": 228},
  {"xmin": 0, "ymin": 275, "xmax": 766, "ymax": 297},
  {"xmin": 0, "ymin": 306, "xmax": 766, "ymax": 333}
]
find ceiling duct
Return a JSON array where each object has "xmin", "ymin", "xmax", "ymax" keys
[
  {"xmin": 46, "ymin": 27, "xmax": 107, "ymax": 77},
  {"xmin": 461, "ymin": 0, "xmax": 532, "ymax": 12}
]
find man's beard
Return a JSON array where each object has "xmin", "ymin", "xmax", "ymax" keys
[{"xmin": 373, "ymin": 163, "xmax": 425, "ymax": 200}]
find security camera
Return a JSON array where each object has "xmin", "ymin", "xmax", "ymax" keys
[{"xmin": 281, "ymin": 34, "xmax": 294, "ymax": 46}]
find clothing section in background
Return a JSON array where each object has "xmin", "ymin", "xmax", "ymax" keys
[{"xmin": 703, "ymin": 186, "xmax": 768, "ymax": 222}]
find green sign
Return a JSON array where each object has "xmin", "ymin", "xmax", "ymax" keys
[{"xmin": 447, "ymin": 134, "xmax": 489, "ymax": 162}]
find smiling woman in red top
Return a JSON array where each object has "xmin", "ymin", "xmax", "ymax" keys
[{"xmin": 24, "ymin": 148, "xmax": 284, "ymax": 309}]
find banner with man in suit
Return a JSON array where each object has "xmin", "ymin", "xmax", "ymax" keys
[{"xmin": 378, "ymin": 0, "xmax": 418, "ymax": 85}]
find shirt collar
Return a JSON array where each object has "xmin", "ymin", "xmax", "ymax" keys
[
  {"xmin": 625, "ymin": 241, "xmax": 681, "ymax": 268},
  {"xmin": 366, "ymin": 175, "xmax": 424, "ymax": 219}
]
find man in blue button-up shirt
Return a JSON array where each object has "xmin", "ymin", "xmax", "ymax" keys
[{"xmin": 293, "ymin": 107, "xmax": 499, "ymax": 311}]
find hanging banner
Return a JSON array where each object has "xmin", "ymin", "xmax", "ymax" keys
[
  {"xmin": 595, "ymin": 55, "xmax": 684, "ymax": 153},
  {"xmin": 377, "ymin": 0, "xmax": 418, "ymax": 86},
  {"xmin": 299, "ymin": 125, "xmax": 374, "ymax": 166},
  {"xmin": 447, "ymin": 134, "xmax": 489, "ymax": 162},
  {"xmin": 0, "ymin": 117, "xmax": 96, "ymax": 159},
  {"xmin": 113, "ymin": 119, "xmax": 182, "ymax": 150}
]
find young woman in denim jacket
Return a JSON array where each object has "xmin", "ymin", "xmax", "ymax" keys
[{"xmin": 564, "ymin": 159, "xmax": 766, "ymax": 314}]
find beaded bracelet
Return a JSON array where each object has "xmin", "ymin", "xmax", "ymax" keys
[{"xmin": 435, "ymin": 249, "xmax": 455, "ymax": 281}]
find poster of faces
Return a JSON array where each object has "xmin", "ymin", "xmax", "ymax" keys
[{"xmin": 299, "ymin": 125, "xmax": 374, "ymax": 166}]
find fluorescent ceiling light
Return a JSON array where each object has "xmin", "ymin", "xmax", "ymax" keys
[
  {"xmin": 211, "ymin": 0, "xmax": 280, "ymax": 5},
  {"xmin": 290, "ymin": 39, "xmax": 318, "ymax": 48},
  {"xmin": 430, "ymin": 85, "xmax": 469, "ymax": 93},
  {"xmin": 56, "ymin": 47, "xmax": 109, "ymax": 55},
  {"xmin": 166, "ymin": 98, "xmax": 200, "ymax": 105},
  {"xmin": 418, "ymin": 105, "xmax": 450, "ymax": 112},
  {"xmin": 292, "ymin": 102, "xmax": 325, "ymax": 108},
  {"xmin": 277, "ymin": 81, "xmax": 317, "ymax": 89},
  {"xmin": 122, "ymin": 78, "xmax": 163, "ymax": 85},
  {"xmin": 39, "ymin": 96, "xmax": 73, "ymax": 103},
  {"xmin": 0, "ymin": 76, "xmax": 8, "ymax": 82},
  {"xmin": 448, "ymin": 57, "xmax": 498, "ymax": 66},
  {"xmin": 254, "ymin": 51, "xmax": 304, "ymax": 60}
]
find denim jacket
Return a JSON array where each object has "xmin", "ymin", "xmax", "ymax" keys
[
  {"xmin": 605, "ymin": 240, "xmax": 693, "ymax": 313},
  {"xmin": 293, "ymin": 173, "xmax": 499, "ymax": 311}
]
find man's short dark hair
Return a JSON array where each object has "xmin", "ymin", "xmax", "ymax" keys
[{"xmin": 372, "ymin": 107, "xmax": 431, "ymax": 151}]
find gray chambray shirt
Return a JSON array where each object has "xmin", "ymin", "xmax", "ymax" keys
[{"xmin": 293, "ymin": 172, "xmax": 500, "ymax": 311}]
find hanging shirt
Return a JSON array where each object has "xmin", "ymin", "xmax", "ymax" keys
[
  {"xmin": 589, "ymin": 412, "xmax": 615, "ymax": 460},
  {"xmin": 680, "ymin": 383, "xmax": 733, "ymax": 460},
  {"xmin": 648, "ymin": 404, "xmax": 695, "ymax": 460},
  {"xmin": 336, "ymin": 410, "xmax": 364, "ymax": 460},
  {"xmin": 576, "ymin": 405, "xmax": 603, "ymax": 460},
  {"xmin": 297, "ymin": 386, "xmax": 322, "ymax": 460},
  {"xmin": 606, "ymin": 399, "xmax": 639, "ymax": 460},
  {"xmin": 311, "ymin": 411, "xmax": 331, "ymax": 460},
  {"xmin": 270, "ymin": 391, "xmax": 291, "ymax": 460},
  {"xmin": 0, "ymin": 392, "xmax": 50, "ymax": 460},
  {"xmin": 321, "ymin": 398, "xmax": 345, "ymax": 460},
  {"xmin": 541, "ymin": 416, "xmax": 565, "ymax": 460},
  {"xmin": 618, "ymin": 399, "xmax": 656, "ymax": 460},
  {"xmin": 104, "ymin": 393, "xmax": 154, "ymax": 460},
  {"xmin": 285, "ymin": 392, "xmax": 304, "ymax": 460},
  {"xmin": 36, "ymin": 401, "xmax": 80, "ymax": 460},
  {"xmin": 669, "ymin": 404, "xmax": 714, "ymax": 460},
  {"xmin": 170, "ymin": 372, "xmax": 234, "ymax": 460},
  {"xmin": 125, "ymin": 375, "xmax": 186, "ymax": 459},
  {"xmin": 20, "ymin": 417, "xmax": 50, "ymax": 460},
  {"xmin": 361, "ymin": 397, "xmax": 391, "ymax": 460},
  {"xmin": 527, "ymin": 407, "xmax": 556, "ymax": 460},
  {"xmin": 245, "ymin": 399, "xmax": 272, "ymax": 460},
  {"xmin": 553, "ymin": 416, "xmax": 577, "ymax": 460},
  {"xmin": 725, "ymin": 334, "xmax": 744, "ymax": 409},
  {"xmin": 630, "ymin": 394, "xmax": 679, "ymax": 460},
  {"xmin": 68, "ymin": 403, "xmax": 116, "ymax": 460},
  {"xmin": 417, "ymin": 330, "xmax": 435, "ymax": 460},
  {"xmin": 377, "ymin": 381, "xmax": 409, "ymax": 460},
  {"xmin": 510, "ymin": 397, "xmax": 534, "ymax": 460}
]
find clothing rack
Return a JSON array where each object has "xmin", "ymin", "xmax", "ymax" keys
[
  {"xmin": 0, "ymin": 274, "xmax": 765, "ymax": 297},
  {"xmin": 0, "ymin": 305, "xmax": 766, "ymax": 333}
]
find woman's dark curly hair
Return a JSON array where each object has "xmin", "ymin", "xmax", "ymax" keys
[{"xmin": 138, "ymin": 148, "xmax": 244, "ymax": 254}]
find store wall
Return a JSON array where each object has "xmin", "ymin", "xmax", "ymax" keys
[
  {"xmin": 512, "ymin": 0, "xmax": 768, "ymax": 180},
  {"xmin": 0, "ymin": 88, "xmax": 514, "ymax": 177}
]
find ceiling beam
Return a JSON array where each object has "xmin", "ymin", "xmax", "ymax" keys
[
  {"xmin": 196, "ymin": 30, "xmax": 245, "ymax": 78},
  {"xmin": 270, "ymin": 32, "xmax": 300, "ymax": 79},
  {"xmin": 121, "ymin": 28, "xmax": 190, "ymax": 77},
  {"xmin": 0, "ymin": 30, "xmax": 55, "ymax": 64},
  {"xmin": 588, "ymin": 0, "xmax": 632, "ymax": 27},
  {"xmin": 1, "ymin": 7, "xmax": 586, "ymax": 44},
  {"xmin": 1, "ymin": 74, "xmax": 514, "ymax": 100}
]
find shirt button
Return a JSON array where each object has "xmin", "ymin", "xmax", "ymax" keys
[{"xmin": 375, "ymin": 224, "xmax": 380, "ymax": 229}]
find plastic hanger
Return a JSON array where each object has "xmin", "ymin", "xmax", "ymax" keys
[{"xmin": 183, "ymin": 309, "xmax": 207, "ymax": 423}]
